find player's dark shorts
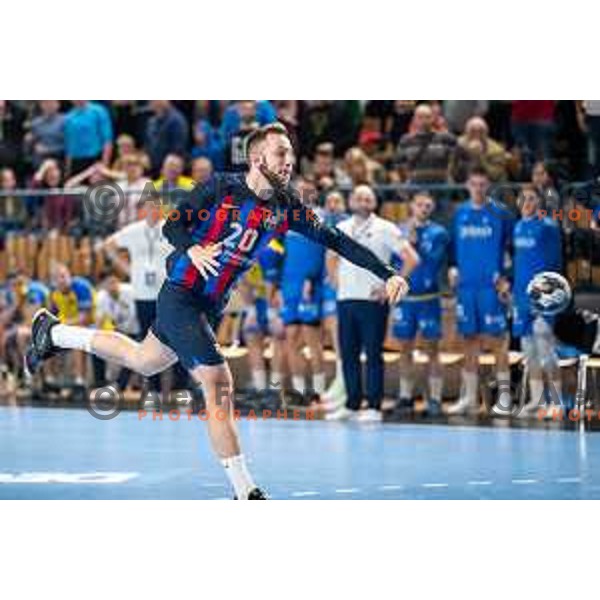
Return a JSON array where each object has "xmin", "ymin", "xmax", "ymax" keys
[
  {"xmin": 150, "ymin": 281, "xmax": 225, "ymax": 370},
  {"xmin": 392, "ymin": 296, "xmax": 442, "ymax": 340}
]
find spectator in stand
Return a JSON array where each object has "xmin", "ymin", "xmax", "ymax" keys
[
  {"xmin": 153, "ymin": 154, "xmax": 194, "ymax": 198},
  {"xmin": 307, "ymin": 142, "xmax": 339, "ymax": 191},
  {"xmin": 32, "ymin": 159, "xmax": 72, "ymax": 231},
  {"xmin": 64, "ymin": 101, "xmax": 113, "ymax": 176},
  {"xmin": 510, "ymin": 101, "xmax": 556, "ymax": 173},
  {"xmin": 112, "ymin": 154, "xmax": 152, "ymax": 228},
  {"xmin": 452, "ymin": 116, "xmax": 509, "ymax": 182},
  {"xmin": 386, "ymin": 101, "xmax": 417, "ymax": 147},
  {"xmin": 0, "ymin": 168, "xmax": 27, "ymax": 229},
  {"xmin": 65, "ymin": 162, "xmax": 114, "ymax": 231},
  {"xmin": 357, "ymin": 130, "xmax": 387, "ymax": 182},
  {"xmin": 407, "ymin": 101, "xmax": 448, "ymax": 134},
  {"xmin": 0, "ymin": 101, "xmax": 27, "ymax": 177},
  {"xmin": 109, "ymin": 101, "xmax": 144, "ymax": 146},
  {"xmin": 48, "ymin": 263, "xmax": 96, "ymax": 386},
  {"xmin": 144, "ymin": 101, "xmax": 189, "ymax": 175},
  {"xmin": 443, "ymin": 101, "xmax": 489, "ymax": 135},
  {"xmin": 25, "ymin": 101, "xmax": 65, "ymax": 169},
  {"xmin": 299, "ymin": 101, "xmax": 362, "ymax": 159},
  {"xmin": 191, "ymin": 157, "xmax": 213, "ymax": 185},
  {"xmin": 396, "ymin": 103, "xmax": 457, "ymax": 184},
  {"xmin": 273, "ymin": 100, "xmax": 299, "ymax": 145},
  {"xmin": 339, "ymin": 147, "xmax": 381, "ymax": 186},
  {"xmin": 220, "ymin": 100, "xmax": 277, "ymax": 142},
  {"xmin": 531, "ymin": 161, "xmax": 560, "ymax": 215},
  {"xmin": 111, "ymin": 134, "xmax": 140, "ymax": 171},
  {"xmin": 93, "ymin": 274, "xmax": 140, "ymax": 389},
  {"xmin": 221, "ymin": 101, "xmax": 261, "ymax": 171},
  {"xmin": 191, "ymin": 119, "xmax": 224, "ymax": 170},
  {"xmin": 577, "ymin": 101, "xmax": 600, "ymax": 178}
]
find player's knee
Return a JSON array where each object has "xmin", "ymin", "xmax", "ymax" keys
[{"xmin": 131, "ymin": 351, "xmax": 161, "ymax": 378}]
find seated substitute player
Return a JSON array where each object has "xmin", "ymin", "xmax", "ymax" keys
[
  {"xmin": 513, "ymin": 185, "xmax": 563, "ymax": 416},
  {"xmin": 446, "ymin": 168, "xmax": 514, "ymax": 417},
  {"xmin": 25, "ymin": 123, "xmax": 409, "ymax": 500},
  {"xmin": 47, "ymin": 263, "xmax": 96, "ymax": 387},
  {"xmin": 391, "ymin": 191, "xmax": 449, "ymax": 418}
]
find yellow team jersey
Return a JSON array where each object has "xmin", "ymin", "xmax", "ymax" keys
[
  {"xmin": 49, "ymin": 277, "xmax": 96, "ymax": 324},
  {"xmin": 244, "ymin": 264, "xmax": 267, "ymax": 300},
  {"xmin": 153, "ymin": 175, "xmax": 195, "ymax": 192}
]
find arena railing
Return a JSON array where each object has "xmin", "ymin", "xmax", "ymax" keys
[{"xmin": 1, "ymin": 181, "xmax": 599, "ymax": 288}]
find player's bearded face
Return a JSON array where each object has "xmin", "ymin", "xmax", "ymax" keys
[{"xmin": 261, "ymin": 135, "xmax": 294, "ymax": 185}]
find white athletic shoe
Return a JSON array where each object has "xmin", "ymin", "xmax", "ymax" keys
[
  {"xmin": 323, "ymin": 377, "xmax": 346, "ymax": 402},
  {"xmin": 325, "ymin": 406, "xmax": 353, "ymax": 421},
  {"xmin": 322, "ymin": 393, "xmax": 347, "ymax": 412},
  {"xmin": 353, "ymin": 409, "xmax": 383, "ymax": 423},
  {"xmin": 446, "ymin": 397, "xmax": 478, "ymax": 416}
]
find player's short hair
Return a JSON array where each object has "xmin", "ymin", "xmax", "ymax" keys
[
  {"xmin": 244, "ymin": 122, "xmax": 290, "ymax": 156},
  {"xmin": 410, "ymin": 190, "xmax": 435, "ymax": 203},
  {"xmin": 467, "ymin": 166, "xmax": 489, "ymax": 180}
]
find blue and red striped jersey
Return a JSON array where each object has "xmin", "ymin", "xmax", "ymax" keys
[{"xmin": 163, "ymin": 173, "xmax": 396, "ymax": 309}]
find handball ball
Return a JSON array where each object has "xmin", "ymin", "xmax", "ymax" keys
[{"xmin": 527, "ymin": 271, "xmax": 572, "ymax": 316}]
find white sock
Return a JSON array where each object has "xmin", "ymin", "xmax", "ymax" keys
[
  {"xmin": 221, "ymin": 454, "xmax": 256, "ymax": 499},
  {"xmin": 529, "ymin": 378, "xmax": 545, "ymax": 408},
  {"xmin": 399, "ymin": 375, "xmax": 413, "ymax": 399},
  {"xmin": 463, "ymin": 371, "xmax": 479, "ymax": 404},
  {"xmin": 312, "ymin": 372, "xmax": 326, "ymax": 395},
  {"xmin": 497, "ymin": 370, "xmax": 511, "ymax": 407},
  {"xmin": 292, "ymin": 375, "xmax": 305, "ymax": 394},
  {"xmin": 251, "ymin": 369, "xmax": 267, "ymax": 391},
  {"xmin": 270, "ymin": 371, "xmax": 283, "ymax": 389},
  {"xmin": 429, "ymin": 375, "xmax": 443, "ymax": 402},
  {"xmin": 51, "ymin": 325, "xmax": 94, "ymax": 353}
]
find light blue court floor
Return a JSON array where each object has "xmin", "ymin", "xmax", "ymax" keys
[{"xmin": 2, "ymin": 405, "xmax": 600, "ymax": 499}]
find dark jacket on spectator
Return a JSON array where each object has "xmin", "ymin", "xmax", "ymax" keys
[{"xmin": 144, "ymin": 106, "xmax": 189, "ymax": 170}]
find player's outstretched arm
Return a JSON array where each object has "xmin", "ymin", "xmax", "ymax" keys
[{"xmin": 260, "ymin": 164, "xmax": 409, "ymax": 302}]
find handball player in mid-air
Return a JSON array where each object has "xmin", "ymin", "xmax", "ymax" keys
[{"xmin": 25, "ymin": 123, "xmax": 409, "ymax": 499}]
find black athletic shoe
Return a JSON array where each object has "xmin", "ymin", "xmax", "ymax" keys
[
  {"xmin": 391, "ymin": 397, "xmax": 414, "ymax": 419},
  {"xmin": 234, "ymin": 487, "xmax": 269, "ymax": 500},
  {"xmin": 423, "ymin": 399, "xmax": 442, "ymax": 418},
  {"xmin": 24, "ymin": 308, "xmax": 60, "ymax": 378}
]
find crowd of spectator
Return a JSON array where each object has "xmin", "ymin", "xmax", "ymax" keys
[{"xmin": 1, "ymin": 100, "xmax": 600, "ymax": 405}]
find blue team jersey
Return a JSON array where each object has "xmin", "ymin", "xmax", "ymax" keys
[
  {"xmin": 27, "ymin": 280, "xmax": 50, "ymax": 305},
  {"xmin": 513, "ymin": 216, "xmax": 562, "ymax": 300},
  {"xmin": 393, "ymin": 221, "xmax": 449, "ymax": 295},
  {"xmin": 282, "ymin": 212, "xmax": 326, "ymax": 283},
  {"xmin": 451, "ymin": 200, "xmax": 513, "ymax": 287}
]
